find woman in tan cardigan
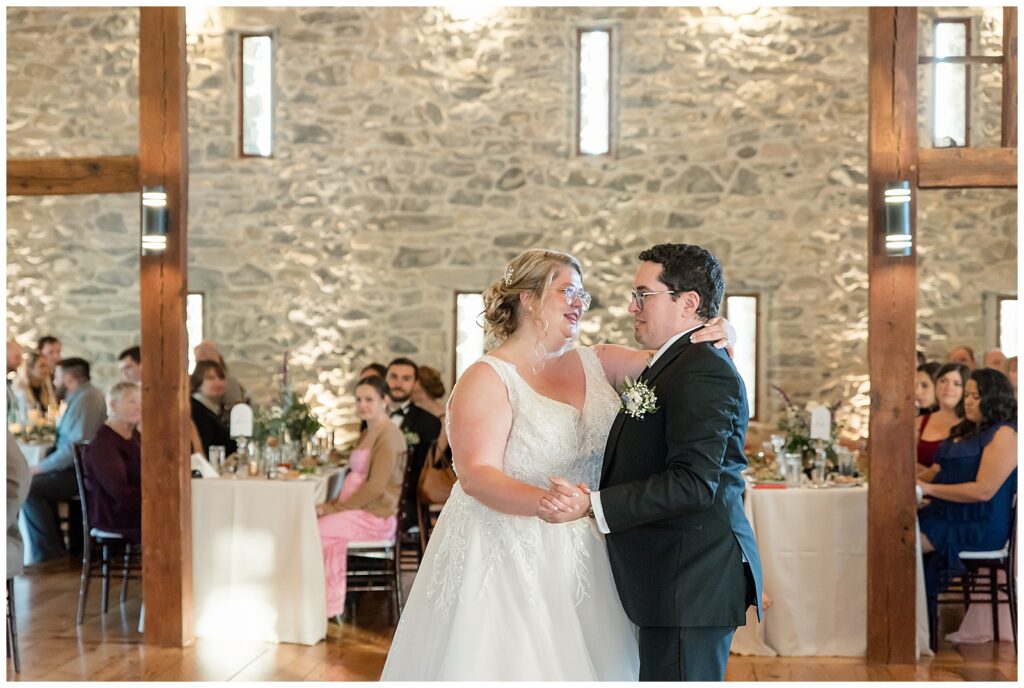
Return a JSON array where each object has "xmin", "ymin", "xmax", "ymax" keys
[{"xmin": 317, "ymin": 375, "xmax": 408, "ymax": 620}]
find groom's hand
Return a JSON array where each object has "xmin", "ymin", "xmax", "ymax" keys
[{"xmin": 537, "ymin": 476, "xmax": 591, "ymax": 523}]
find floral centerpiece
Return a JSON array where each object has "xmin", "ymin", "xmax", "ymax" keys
[
  {"xmin": 253, "ymin": 385, "xmax": 322, "ymax": 465},
  {"xmin": 772, "ymin": 385, "xmax": 844, "ymax": 466}
]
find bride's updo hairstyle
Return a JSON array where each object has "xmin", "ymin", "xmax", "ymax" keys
[{"xmin": 483, "ymin": 249, "xmax": 583, "ymax": 345}]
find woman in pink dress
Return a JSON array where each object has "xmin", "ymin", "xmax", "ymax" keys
[{"xmin": 316, "ymin": 375, "xmax": 408, "ymax": 620}]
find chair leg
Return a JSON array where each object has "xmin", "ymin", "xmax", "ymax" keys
[
  {"xmin": 392, "ymin": 548, "xmax": 402, "ymax": 625},
  {"xmin": 1007, "ymin": 564, "xmax": 1017, "ymax": 653},
  {"xmin": 120, "ymin": 543, "xmax": 131, "ymax": 605},
  {"xmin": 77, "ymin": 545, "xmax": 93, "ymax": 625},
  {"xmin": 962, "ymin": 573, "xmax": 972, "ymax": 614},
  {"xmin": 988, "ymin": 567, "xmax": 1000, "ymax": 643},
  {"xmin": 927, "ymin": 594, "xmax": 939, "ymax": 653},
  {"xmin": 101, "ymin": 544, "xmax": 111, "ymax": 615},
  {"xmin": 7, "ymin": 579, "xmax": 20, "ymax": 673}
]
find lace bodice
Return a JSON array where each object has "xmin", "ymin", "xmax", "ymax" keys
[{"xmin": 476, "ymin": 345, "xmax": 621, "ymax": 490}]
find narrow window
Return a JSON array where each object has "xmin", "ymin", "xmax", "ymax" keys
[
  {"xmin": 454, "ymin": 292, "xmax": 486, "ymax": 384},
  {"xmin": 723, "ymin": 294, "xmax": 760, "ymax": 420},
  {"xmin": 577, "ymin": 28, "xmax": 612, "ymax": 156},
  {"xmin": 998, "ymin": 296, "xmax": 1018, "ymax": 357},
  {"xmin": 240, "ymin": 34, "xmax": 273, "ymax": 157},
  {"xmin": 932, "ymin": 19, "xmax": 970, "ymax": 147},
  {"xmin": 187, "ymin": 292, "xmax": 205, "ymax": 374}
]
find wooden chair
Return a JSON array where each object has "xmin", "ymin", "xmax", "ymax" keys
[
  {"xmin": 6, "ymin": 578, "xmax": 19, "ymax": 673},
  {"xmin": 929, "ymin": 497, "xmax": 1017, "ymax": 652},
  {"xmin": 71, "ymin": 442, "xmax": 142, "ymax": 624}
]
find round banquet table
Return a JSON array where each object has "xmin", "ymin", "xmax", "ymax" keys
[
  {"xmin": 730, "ymin": 483, "xmax": 933, "ymax": 658},
  {"xmin": 191, "ymin": 468, "xmax": 346, "ymax": 646}
]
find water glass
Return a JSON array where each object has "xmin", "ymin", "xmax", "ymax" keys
[
  {"xmin": 783, "ymin": 452, "xmax": 803, "ymax": 487},
  {"xmin": 836, "ymin": 446, "xmax": 854, "ymax": 476},
  {"xmin": 812, "ymin": 455, "xmax": 827, "ymax": 487},
  {"xmin": 209, "ymin": 445, "xmax": 226, "ymax": 472}
]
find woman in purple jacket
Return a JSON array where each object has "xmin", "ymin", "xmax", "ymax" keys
[{"xmin": 83, "ymin": 382, "xmax": 142, "ymax": 542}]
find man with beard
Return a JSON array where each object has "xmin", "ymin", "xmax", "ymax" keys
[
  {"xmin": 22, "ymin": 357, "xmax": 105, "ymax": 563},
  {"xmin": 385, "ymin": 358, "xmax": 441, "ymax": 535}
]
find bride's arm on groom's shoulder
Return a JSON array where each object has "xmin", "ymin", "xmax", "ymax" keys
[
  {"xmin": 594, "ymin": 345, "xmax": 651, "ymax": 389},
  {"xmin": 449, "ymin": 362, "xmax": 577, "ymax": 517}
]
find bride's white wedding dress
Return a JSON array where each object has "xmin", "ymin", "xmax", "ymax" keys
[{"xmin": 380, "ymin": 346, "xmax": 639, "ymax": 680}]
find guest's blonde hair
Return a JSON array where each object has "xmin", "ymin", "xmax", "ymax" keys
[
  {"xmin": 482, "ymin": 249, "xmax": 583, "ymax": 345},
  {"xmin": 106, "ymin": 381, "xmax": 140, "ymax": 415}
]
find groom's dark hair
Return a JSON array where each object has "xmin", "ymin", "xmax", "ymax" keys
[{"xmin": 638, "ymin": 243, "xmax": 724, "ymax": 320}]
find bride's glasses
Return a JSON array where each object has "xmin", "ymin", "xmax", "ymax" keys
[{"xmin": 556, "ymin": 285, "xmax": 592, "ymax": 312}]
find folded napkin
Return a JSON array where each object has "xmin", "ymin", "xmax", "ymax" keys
[{"xmin": 191, "ymin": 453, "xmax": 219, "ymax": 478}]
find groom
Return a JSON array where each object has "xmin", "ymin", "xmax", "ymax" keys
[{"xmin": 548, "ymin": 243, "xmax": 762, "ymax": 681}]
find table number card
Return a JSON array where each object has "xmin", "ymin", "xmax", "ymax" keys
[
  {"xmin": 230, "ymin": 403, "xmax": 253, "ymax": 437},
  {"xmin": 809, "ymin": 405, "xmax": 831, "ymax": 441}
]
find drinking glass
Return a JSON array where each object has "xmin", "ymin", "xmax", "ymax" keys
[
  {"xmin": 783, "ymin": 452, "xmax": 803, "ymax": 487},
  {"xmin": 209, "ymin": 445, "xmax": 226, "ymax": 472},
  {"xmin": 812, "ymin": 450, "xmax": 827, "ymax": 487}
]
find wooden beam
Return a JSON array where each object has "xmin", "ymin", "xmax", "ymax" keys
[
  {"xmin": 917, "ymin": 147, "xmax": 1018, "ymax": 188},
  {"xmin": 1003, "ymin": 7, "xmax": 1017, "ymax": 148},
  {"xmin": 6, "ymin": 155, "xmax": 139, "ymax": 196},
  {"xmin": 916, "ymin": 55, "xmax": 1003, "ymax": 65},
  {"xmin": 866, "ymin": 7, "xmax": 918, "ymax": 665},
  {"xmin": 139, "ymin": 6, "xmax": 193, "ymax": 648}
]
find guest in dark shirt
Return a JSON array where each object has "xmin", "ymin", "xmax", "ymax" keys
[
  {"xmin": 83, "ymin": 382, "xmax": 142, "ymax": 543},
  {"xmin": 190, "ymin": 360, "xmax": 236, "ymax": 458}
]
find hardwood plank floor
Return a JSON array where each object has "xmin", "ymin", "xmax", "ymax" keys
[{"xmin": 6, "ymin": 559, "xmax": 1018, "ymax": 681}]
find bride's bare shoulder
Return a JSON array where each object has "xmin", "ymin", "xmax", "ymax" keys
[{"xmin": 450, "ymin": 359, "xmax": 509, "ymax": 407}]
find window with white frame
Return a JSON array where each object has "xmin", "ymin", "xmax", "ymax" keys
[
  {"xmin": 454, "ymin": 292, "xmax": 486, "ymax": 385},
  {"xmin": 577, "ymin": 28, "xmax": 612, "ymax": 156},
  {"xmin": 932, "ymin": 18, "xmax": 970, "ymax": 148},
  {"xmin": 186, "ymin": 292, "xmax": 205, "ymax": 374},
  {"xmin": 240, "ymin": 34, "xmax": 274, "ymax": 157},
  {"xmin": 998, "ymin": 296, "xmax": 1018, "ymax": 357},
  {"xmin": 722, "ymin": 293, "xmax": 761, "ymax": 420}
]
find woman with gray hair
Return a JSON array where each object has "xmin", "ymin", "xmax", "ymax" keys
[{"xmin": 82, "ymin": 382, "xmax": 142, "ymax": 542}]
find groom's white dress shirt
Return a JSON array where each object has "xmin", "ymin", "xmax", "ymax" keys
[{"xmin": 590, "ymin": 325, "xmax": 703, "ymax": 534}]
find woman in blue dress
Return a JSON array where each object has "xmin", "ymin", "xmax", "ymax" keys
[{"xmin": 917, "ymin": 367, "xmax": 1017, "ymax": 597}]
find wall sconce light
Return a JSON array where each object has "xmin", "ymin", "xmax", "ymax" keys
[
  {"xmin": 141, "ymin": 186, "xmax": 169, "ymax": 255},
  {"xmin": 883, "ymin": 180, "xmax": 913, "ymax": 257}
]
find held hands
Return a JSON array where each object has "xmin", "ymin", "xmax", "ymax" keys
[{"xmin": 537, "ymin": 476, "xmax": 591, "ymax": 524}]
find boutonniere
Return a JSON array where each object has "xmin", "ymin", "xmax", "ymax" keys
[
  {"xmin": 402, "ymin": 429, "xmax": 421, "ymax": 446},
  {"xmin": 620, "ymin": 377, "xmax": 659, "ymax": 420}
]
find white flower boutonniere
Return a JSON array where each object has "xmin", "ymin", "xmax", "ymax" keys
[
  {"xmin": 402, "ymin": 429, "xmax": 421, "ymax": 447},
  {"xmin": 619, "ymin": 377, "xmax": 659, "ymax": 420}
]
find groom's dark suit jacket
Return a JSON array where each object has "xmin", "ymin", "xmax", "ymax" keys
[{"xmin": 599, "ymin": 330, "xmax": 763, "ymax": 628}]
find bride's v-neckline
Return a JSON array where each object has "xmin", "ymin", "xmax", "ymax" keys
[{"xmin": 489, "ymin": 349, "xmax": 589, "ymax": 415}]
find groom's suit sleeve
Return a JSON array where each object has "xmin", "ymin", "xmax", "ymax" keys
[{"xmin": 598, "ymin": 350, "xmax": 743, "ymax": 532}]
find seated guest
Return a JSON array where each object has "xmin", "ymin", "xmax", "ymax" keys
[
  {"xmin": 190, "ymin": 360, "xmax": 236, "ymax": 458},
  {"xmin": 23, "ymin": 357, "xmax": 106, "ymax": 563},
  {"xmin": 7, "ymin": 340, "xmax": 23, "ymax": 418},
  {"xmin": 194, "ymin": 339, "xmax": 249, "ymax": 410},
  {"xmin": 916, "ymin": 363, "xmax": 968, "ymax": 471},
  {"xmin": 914, "ymin": 361, "xmax": 941, "ymax": 417},
  {"xmin": 7, "ymin": 431, "xmax": 31, "ymax": 578},
  {"xmin": 316, "ymin": 376, "xmax": 407, "ymax": 620},
  {"xmin": 83, "ymin": 383, "xmax": 141, "ymax": 543},
  {"xmin": 359, "ymin": 362, "xmax": 387, "ymax": 381},
  {"xmin": 947, "ymin": 345, "xmax": 977, "ymax": 370},
  {"xmin": 917, "ymin": 368, "xmax": 1017, "ymax": 598},
  {"xmin": 1008, "ymin": 357, "xmax": 1018, "ymax": 399},
  {"xmin": 386, "ymin": 358, "xmax": 442, "ymax": 532},
  {"xmin": 12, "ymin": 350, "xmax": 56, "ymax": 420},
  {"xmin": 118, "ymin": 345, "xmax": 142, "ymax": 383},
  {"xmin": 36, "ymin": 336, "xmax": 61, "ymax": 373},
  {"xmin": 410, "ymin": 365, "xmax": 446, "ymax": 419},
  {"xmin": 982, "ymin": 349, "xmax": 1008, "ymax": 375}
]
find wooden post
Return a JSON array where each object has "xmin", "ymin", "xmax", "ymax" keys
[
  {"xmin": 866, "ymin": 7, "xmax": 918, "ymax": 665},
  {"xmin": 1003, "ymin": 7, "xmax": 1017, "ymax": 148},
  {"xmin": 139, "ymin": 6, "xmax": 193, "ymax": 647}
]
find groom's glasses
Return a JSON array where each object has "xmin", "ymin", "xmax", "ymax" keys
[
  {"xmin": 557, "ymin": 285, "xmax": 592, "ymax": 312},
  {"xmin": 630, "ymin": 289, "xmax": 677, "ymax": 311}
]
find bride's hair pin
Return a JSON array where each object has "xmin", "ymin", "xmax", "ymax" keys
[{"xmin": 503, "ymin": 264, "xmax": 515, "ymax": 287}]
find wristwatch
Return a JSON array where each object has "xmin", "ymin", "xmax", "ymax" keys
[{"xmin": 587, "ymin": 505, "xmax": 595, "ymax": 520}]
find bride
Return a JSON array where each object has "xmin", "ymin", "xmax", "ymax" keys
[{"xmin": 380, "ymin": 249, "xmax": 733, "ymax": 680}]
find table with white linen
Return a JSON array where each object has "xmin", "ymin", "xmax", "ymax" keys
[
  {"xmin": 15, "ymin": 440, "xmax": 53, "ymax": 467},
  {"xmin": 731, "ymin": 483, "xmax": 932, "ymax": 658},
  {"xmin": 191, "ymin": 467, "xmax": 346, "ymax": 646}
]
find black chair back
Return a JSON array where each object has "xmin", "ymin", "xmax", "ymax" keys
[{"xmin": 71, "ymin": 441, "xmax": 92, "ymax": 536}]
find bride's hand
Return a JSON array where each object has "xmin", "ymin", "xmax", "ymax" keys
[
  {"xmin": 689, "ymin": 316, "xmax": 736, "ymax": 360},
  {"xmin": 537, "ymin": 477, "xmax": 591, "ymax": 523}
]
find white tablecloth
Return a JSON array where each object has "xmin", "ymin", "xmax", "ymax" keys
[
  {"xmin": 191, "ymin": 474, "xmax": 337, "ymax": 646},
  {"xmin": 731, "ymin": 484, "xmax": 932, "ymax": 657},
  {"xmin": 15, "ymin": 440, "xmax": 52, "ymax": 467}
]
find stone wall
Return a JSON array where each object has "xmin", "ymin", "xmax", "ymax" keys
[{"xmin": 7, "ymin": 7, "xmax": 1017, "ymax": 436}]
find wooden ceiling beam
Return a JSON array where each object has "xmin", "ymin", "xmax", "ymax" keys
[
  {"xmin": 917, "ymin": 147, "xmax": 1017, "ymax": 188},
  {"xmin": 7, "ymin": 155, "xmax": 140, "ymax": 196}
]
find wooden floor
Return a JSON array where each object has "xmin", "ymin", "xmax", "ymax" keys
[{"xmin": 6, "ymin": 558, "xmax": 1018, "ymax": 681}]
